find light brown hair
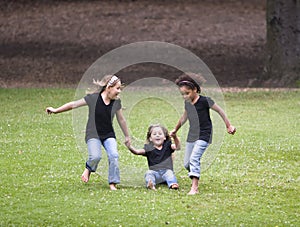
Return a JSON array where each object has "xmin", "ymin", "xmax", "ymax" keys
[{"xmin": 146, "ymin": 124, "xmax": 171, "ymax": 144}]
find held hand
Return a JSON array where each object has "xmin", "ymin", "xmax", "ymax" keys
[
  {"xmin": 170, "ymin": 133, "xmax": 178, "ymax": 140},
  {"xmin": 170, "ymin": 129, "xmax": 177, "ymax": 137},
  {"xmin": 124, "ymin": 136, "xmax": 131, "ymax": 147},
  {"xmin": 45, "ymin": 107, "xmax": 56, "ymax": 114},
  {"xmin": 227, "ymin": 125, "xmax": 236, "ymax": 135}
]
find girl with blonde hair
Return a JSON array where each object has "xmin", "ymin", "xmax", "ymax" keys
[{"xmin": 46, "ymin": 75, "xmax": 130, "ymax": 190}]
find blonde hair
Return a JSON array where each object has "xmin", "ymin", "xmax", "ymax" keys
[{"xmin": 86, "ymin": 75, "xmax": 120, "ymax": 94}]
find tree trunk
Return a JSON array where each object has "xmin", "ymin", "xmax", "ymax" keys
[{"xmin": 264, "ymin": 0, "xmax": 300, "ymax": 87}]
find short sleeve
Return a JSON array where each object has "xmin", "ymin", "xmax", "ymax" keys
[
  {"xmin": 206, "ymin": 97, "xmax": 215, "ymax": 108},
  {"xmin": 184, "ymin": 100, "xmax": 190, "ymax": 110},
  {"xmin": 114, "ymin": 99, "xmax": 122, "ymax": 110},
  {"xmin": 84, "ymin": 93, "xmax": 92, "ymax": 104},
  {"xmin": 84, "ymin": 93, "xmax": 98, "ymax": 106},
  {"xmin": 111, "ymin": 99, "xmax": 122, "ymax": 115}
]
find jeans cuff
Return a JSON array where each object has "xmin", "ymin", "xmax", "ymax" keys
[
  {"xmin": 188, "ymin": 172, "xmax": 200, "ymax": 179},
  {"xmin": 85, "ymin": 163, "xmax": 95, "ymax": 172}
]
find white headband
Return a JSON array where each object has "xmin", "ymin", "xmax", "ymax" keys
[{"xmin": 107, "ymin": 75, "xmax": 120, "ymax": 87}]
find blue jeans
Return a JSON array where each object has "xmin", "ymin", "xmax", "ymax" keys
[
  {"xmin": 86, "ymin": 138, "xmax": 120, "ymax": 184},
  {"xmin": 145, "ymin": 169, "xmax": 178, "ymax": 188},
  {"xmin": 184, "ymin": 140, "xmax": 209, "ymax": 179}
]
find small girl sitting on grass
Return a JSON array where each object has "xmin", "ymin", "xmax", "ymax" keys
[{"xmin": 126, "ymin": 124, "xmax": 180, "ymax": 190}]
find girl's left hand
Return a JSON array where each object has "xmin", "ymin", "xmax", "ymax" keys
[{"xmin": 170, "ymin": 129, "xmax": 176, "ymax": 137}]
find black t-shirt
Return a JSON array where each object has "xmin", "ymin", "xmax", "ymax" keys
[
  {"xmin": 143, "ymin": 140, "xmax": 175, "ymax": 171},
  {"xmin": 84, "ymin": 93, "xmax": 121, "ymax": 142},
  {"xmin": 185, "ymin": 95, "xmax": 215, "ymax": 143}
]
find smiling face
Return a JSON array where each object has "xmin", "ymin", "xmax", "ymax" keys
[
  {"xmin": 179, "ymin": 85, "xmax": 198, "ymax": 103},
  {"xmin": 149, "ymin": 126, "xmax": 166, "ymax": 147},
  {"xmin": 107, "ymin": 80, "xmax": 122, "ymax": 100}
]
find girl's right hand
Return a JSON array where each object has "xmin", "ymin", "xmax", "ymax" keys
[
  {"xmin": 227, "ymin": 125, "xmax": 236, "ymax": 135},
  {"xmin": 124, "ymin": 137, "xmax": 131, "ymax": 147},
  {"xmin": 45, "ymin": 107, "xmax": 56, "ymax": 114}
]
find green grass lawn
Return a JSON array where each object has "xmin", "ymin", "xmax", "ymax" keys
[{"xmin": 0, "ymin": 88, "xmax": 299, "ymax": 226}]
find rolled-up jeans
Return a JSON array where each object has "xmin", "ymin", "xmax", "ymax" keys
[
  {"xmin": 86, "ymin": 138, "xmax": 120, "ymax": 184},
  {"xmin": 184, "ymin": 140, "xmax": 209, "ymax": 179}
]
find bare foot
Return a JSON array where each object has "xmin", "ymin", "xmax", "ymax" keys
[
  {"xmin": 147, "ymin": 180, "xmax": 156, "ymax": 191},
  {"xmin": 109, "ymin": 184, "xmax": 117, "ymax": 191},
  {"xmin": 187, "ymin": 187, "xmax": 199, "ymax": 195},
  {"xmin": 170, "ymin": 183, "xmax": 179, "ymax": 190},
  {"xmin": 81, "ymin": 169, "xmax": 90, "ymax": 183}
]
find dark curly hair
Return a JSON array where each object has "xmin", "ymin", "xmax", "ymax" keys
[{"xmin": 175, "ymin": 72, "xmax": 206, "ymax": 94}]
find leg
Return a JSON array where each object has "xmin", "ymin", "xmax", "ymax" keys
[
  {"xmin": 184, "ymin": 142, "xmax": 195, "ymax": 171},
  {"xmin": 162, "ymin": 169, "xmax": 179, "ymax": 189},
  {"xmin": 188, "ymin": 140, "xmax": 209, "ymax": 194},
  {"xmin": 145, "ymin": 170, "xmax": 159, "ymax": 190},
  {"xmin": 103, "ymin": 138, "xmax": 120, "ymax": 189},
  {"xmin": 82, "ymin": 138, "xmax": 102, "ymax": 182},
  {"xmin": 188, "ymin": 177, "xmax": 199, "ymax": 195}
]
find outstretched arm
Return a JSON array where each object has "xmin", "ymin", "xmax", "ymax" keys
[
  {"xmin": 126, "ymin": 144, "xmax": 146, "ymax": 156},
  {"xmin": 45, "ymin": 98, "xmax": 87, "ymax": 114},
  {"xmin": 170, "ymin": 110, "xmax": 188, "ymax": 136},
  {"xmin": 211, "ymin": 103, "xmax": 236, "ymax": 135},
  {"xmin": 116, "ymin": 109, "xmax": 131, "ymax": 146}
]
